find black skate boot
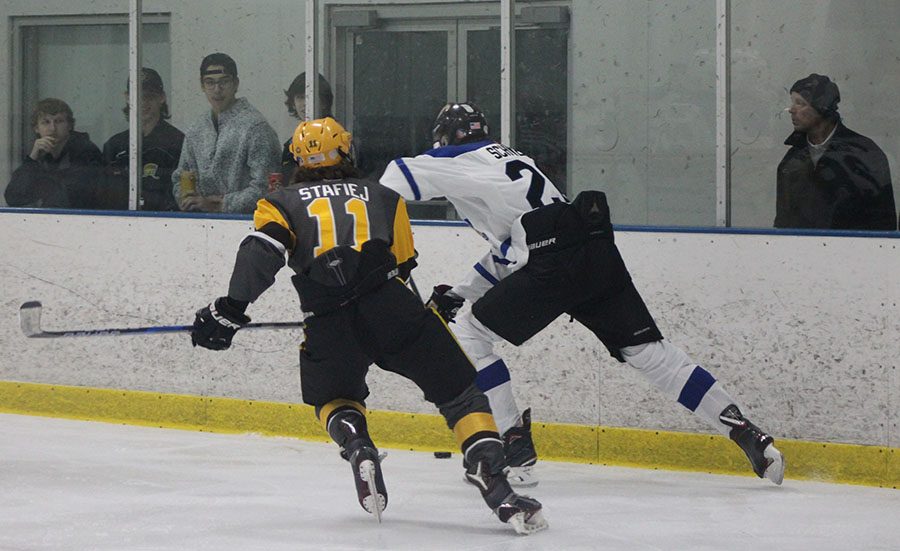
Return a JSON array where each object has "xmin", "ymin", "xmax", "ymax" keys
[
  {"xmin": 327, "ymin": 408, "xmax": 388, "ymax": 521},
  {"xmin": 502, "ymin": 408, "xmax": 539, "ymax": 487},
  {"xmin": 344, "ymin": 439, "xmax": 388, "ymax": 521},
  {"xmin": 720, "ymin": 404, "xmax": 784, "ymax": 485},
  {"xmin": 465, "ymin": 439, "xmax": 548, "ymax": 535}
]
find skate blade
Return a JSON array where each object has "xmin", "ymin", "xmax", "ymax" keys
[
  {"xmin": 507, "ymin": 465, "xmax": 539, "ymax": 488},
  {"xmin": 507, "ymin": 509, "xmax": 549, "ymax": 535},
  {"xmin": 763, "ymin": 444, "xmax": 785, "ymax": 485},
  {"xmin": 358, "ymin": 459, "xmax": 386, "ymax": 522}
]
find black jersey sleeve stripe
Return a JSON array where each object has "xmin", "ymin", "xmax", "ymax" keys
[{"xmin": 257, "ymin": 221, "xmax": 294, "ymax": 252}]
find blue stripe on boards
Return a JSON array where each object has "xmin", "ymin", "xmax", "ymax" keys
[
  {"xmin": 475, "ymin": 359, "xmax": 512, "ymax": 392},
  {"xmin": 677, "ymin": 366, "xmax": 716, "ymax": 412},
  {"xmin": 473, "ymin": 263, "xmax": 499, "ymax": 285},
  {"xmin": 394, "ymin": 159, "xmax": 421, "ymax": 200}
]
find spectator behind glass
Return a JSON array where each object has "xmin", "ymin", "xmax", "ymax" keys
[
  {"xmin": 5, "ymin": 98, "xmax": 102, "ymax": 208},
  {"xmin": 172, "ymin": 53, "xmax": 280, "ymax": 213},
  {"xmin": 775, "ymin": 73, "xmax": 896, "ymax": 230},
  {"xmin": 279, "ymin": 72, "xmax": 334, "ymax": 183},
  {"xmin": 101, "ymin": 68, "xmax": 184, "ymax": 211}
]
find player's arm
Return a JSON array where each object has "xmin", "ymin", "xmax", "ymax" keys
[
  {"xmin": 450, "ymin": 250, "xmax": 512, "ymax": 302},
  {"xmin": 428, "ymin": 251, "xmax": 513, "ymax": 323},
  {"xmin": 191, "ymin": 197, "xmax": 296, "ymax": 350},
  {"xmin": 227, "ymin": 197, "xmax": 296, "ymax": 303},
  {"xmin": 389, "ymin": 196, "xmax": 418, "ymax": 282},
  {"xmin": 379, "ymin": 154, "xmax": 460, "ymax": 201}
]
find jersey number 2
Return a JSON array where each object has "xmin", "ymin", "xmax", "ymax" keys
[
  {"xmin": 505, "ymin": 159, "xmax": 549, "ymax": 208},
  {"xmin": 306, "ymin": 197, "xmax": 370, "ymax": 257}
]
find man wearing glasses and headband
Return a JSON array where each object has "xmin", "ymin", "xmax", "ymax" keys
[{"xmin": 172, "ymin": 52, "xmax": 280, "ymax": 213}]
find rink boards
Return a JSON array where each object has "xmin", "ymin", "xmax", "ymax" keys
[{"xmin": 0, "ymin": 211, "xmax": 897, "ymax": 487}]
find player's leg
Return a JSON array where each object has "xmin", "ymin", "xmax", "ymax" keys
[
  {"xmin": 460, "ymin": 265, "xmax": 574, "ymax": 487},
  {"xmin": 361, "ymin": 281, "xmax": 547, "ymax": 533},
  {"xmin": 572, "ymin": 273, "xmax": 784, "ymax": 485},
  {"xmin": 317, "ymin": 400, "xmax": 387, "ymax": 520},
  {"xmin": 451, "ymin": 308, "xmax": 521, "ymax": 435},
  {"xmin": 437, "ymin": 384, "xmax": 547, "ymax": 534},
  {"xmin": 619, "ymin": 340, "xmax": 784, "ymax": 484},
  {"xmin": 300, "ymin": 311, "xmax": 388, "ymax": 518}
]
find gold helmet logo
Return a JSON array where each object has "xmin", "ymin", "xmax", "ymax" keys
[{"xmin": 290, "ymin": 117, "xmax": 352, "ymax": 169}]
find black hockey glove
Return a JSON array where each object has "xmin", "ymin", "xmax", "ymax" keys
[
  {"xmin": 191, "ymin": 297, "xmax": 251, "ymax": 351},
  {"xmin": 426, "ymin": 284, "xmax": 465, "ymax": 322}
]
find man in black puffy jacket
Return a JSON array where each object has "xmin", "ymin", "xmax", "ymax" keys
[{"xmin": 775, "ymin": 73, "xmax": 896, "ymax": 230}]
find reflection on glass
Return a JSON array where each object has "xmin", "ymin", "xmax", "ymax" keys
[
  {"xmin": 351, "ymin": 30, "xmax": 448, "ymax": 219},
  {"xmin": 467, "ymin": 28, "xmax": 569, "ymax": 195},
  {"xmin": 569, "ymin": 2, "xmax": 716, "ymax": 226}
]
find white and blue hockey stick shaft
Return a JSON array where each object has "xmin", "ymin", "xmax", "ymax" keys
[{"xmin": 19, "ymin": 301, "xmax": 304, "ymax": 339}]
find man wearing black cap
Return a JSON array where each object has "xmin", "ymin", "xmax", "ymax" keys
[
  {"xmin": 101, "ymin": 67, "xmax": 184, "ymax": 211},
  {"xmin": 775, "ymin": 73, "xmax": 896, "ymax": 230},
  {"xmin": 172, "ymin": 53, "xmax": 280, "ymax": 213}
]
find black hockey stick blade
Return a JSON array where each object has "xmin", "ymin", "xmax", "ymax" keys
[{"xmin": 19, "ymin": 301, "xmax": 304, "ymax": 338}]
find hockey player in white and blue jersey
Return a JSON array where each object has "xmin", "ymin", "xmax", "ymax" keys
[{"xmin": 380, "ymin": 102, "xmax": 785, "ymax": 487}]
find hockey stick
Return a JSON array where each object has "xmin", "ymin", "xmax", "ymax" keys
[
  {"xmin": 406, "ymin": 274, "xmax": 423, "ymax": 303},
  {"xmin": 19, "ymin": 301, "xmax": 304, "ymax": 339}
]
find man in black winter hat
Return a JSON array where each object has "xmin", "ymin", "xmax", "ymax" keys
[{"xmin": 775, "ymin": 73, "xmax": 896, "ymax": 230}]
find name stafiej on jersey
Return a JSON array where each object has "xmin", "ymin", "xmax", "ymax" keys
[{"xmin": 380, "ymin": 140, "xmax": 565, "ymax": 269}]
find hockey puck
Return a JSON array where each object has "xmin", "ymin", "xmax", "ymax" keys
[{"xmin": 433, "ymin": 451, "xmax": 452, "ymax": 459}]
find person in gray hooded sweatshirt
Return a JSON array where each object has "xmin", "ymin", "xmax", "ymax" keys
[{"xmin": 172, "ymin": 53, "xmax": 280, "ymax": 213}]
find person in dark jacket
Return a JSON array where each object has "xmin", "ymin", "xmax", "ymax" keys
[
  {"xmin": 5, "ymin": 98, "xmax": 102, "ymax": 208},
  {"xmin": 775, "ymin": 73, "xmax": 896, "ymax": 230},
  {"xmin": 101, "ymin": 68, "xmax": 184, "ymax": 211},
  {"xmin": 278, "ymin": 72, "xmax": 334, "ymax": 184}
]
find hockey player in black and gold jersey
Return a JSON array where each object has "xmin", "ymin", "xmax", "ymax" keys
[{"xmin": 190, "ymin": 117, "xmax": 547, "ymax": 534}]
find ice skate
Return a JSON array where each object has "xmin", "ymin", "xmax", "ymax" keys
[
  {"xmin": 465, "ymin": 457, "xmax": 548, "ymax": 534},
  {"xmin": 346, "ymin": 441, "xmax": 388, "ymax": 521},
  {"xmin": 464, "ymin": 439, "xmax": 548, "ymax": 535},
  {"xmin": 720, "ymin": 404, "xmax": 785, "ymax": 485},
  {"xmin": 502, "ymin": 408, "xmax": 539, "ymax": 487}
]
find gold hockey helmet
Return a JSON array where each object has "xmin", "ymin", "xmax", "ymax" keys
[{"xmin": 290, "ymin": 117, "xmax": 353, "ymax": 169}]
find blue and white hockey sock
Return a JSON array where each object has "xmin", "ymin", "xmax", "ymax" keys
[{"xmin": 621, "ymin": 340, "xmax": 736, "ymax": 436}]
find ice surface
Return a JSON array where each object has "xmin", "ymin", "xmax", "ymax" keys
[{"xmin": 0, "ymin": 413, "xmax": 896, "ymax": 550}]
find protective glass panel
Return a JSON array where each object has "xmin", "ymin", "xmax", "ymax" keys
[
  {"xmin": 467, "ymin": 27, "xmax": 569, "ymax": 194},
  {"xmin": 569, "ymin": 1, "xmax": 716, "ymax": 226},
  {"xmin": 349, "ymin": 29, "xmax": 449, "ymax": 219},
  {"xmin": 730, "ymin": 0, "xmax": 900, "ymax": 231},
  {"xmin": 10, "ymin": 21, "xmax": 169, "ymax": 211}
]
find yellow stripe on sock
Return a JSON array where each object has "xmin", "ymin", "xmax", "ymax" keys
[
  {"xmin": 453, "ymin": 412, "xmax": 498, "ymax": 449},
  {"xmin": 318, "ymin": 399, "xmax": 366, "ymax": 430}
]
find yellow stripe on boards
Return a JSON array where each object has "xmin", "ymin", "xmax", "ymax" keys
[{"xmin": 0, "ymin": 380, "xmax": 895, "ymax": 489}]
